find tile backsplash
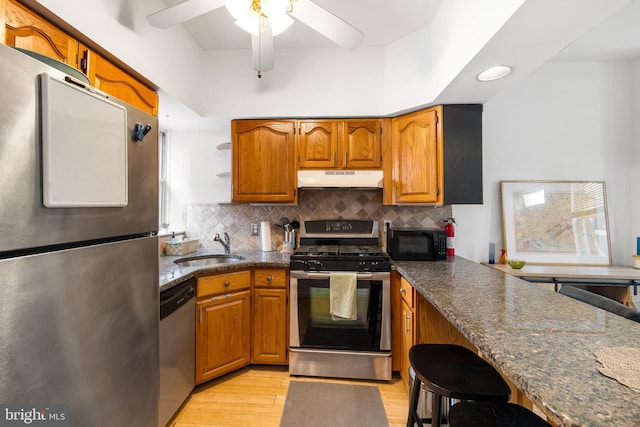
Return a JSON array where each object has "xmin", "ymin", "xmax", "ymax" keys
[{"xmin": 183, "ymin": 189, "xmax": 452, "ymax": 252}]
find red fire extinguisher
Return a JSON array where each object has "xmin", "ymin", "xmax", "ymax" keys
[{"xmin": 444, "ymin": 218, "xmax": 456, "ymax": 257}]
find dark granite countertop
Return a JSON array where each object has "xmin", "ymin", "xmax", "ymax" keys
[
  {"xmin": 394, "ymin": 257, "xmax": 640, "ymax": 427},
  {"xmin": 159, "ymin": 253, "xmax": 640, "ymax": 426},
  {"xmin": 159, "ymin": 250, "xmax": 290, "ymax": 292}
]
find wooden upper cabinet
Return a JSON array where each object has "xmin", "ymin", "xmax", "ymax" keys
[
  {"xmin": 232, "ymin": 120, "xmax": 298, "ymax": 204},
  {"xmin": 80, "ymin": 45, "xmax": 158, "ymax": 116},
  {"xmin": 298, "ymin": 120, "xmax": 340, "ymax": 168},
  {"xmin": 389, "ymin": 107, "xmax": 443, "ymax": 204},
  {"xmin": 1, "ymin": 1, "xmax": 158, "ymax": 116},
  {"xmin": 298, "ymin": 119, "xmax": 383, "ymax": 169},
  {"xmin": 3, "ymin": 0, "xmax": 78, "ymax": 66},
  {"xmin": 342, "ymin": 119, "xmax": 382, "ymax": 169},
  {"xmin": 383, "ymin": 105, "xmax": 483, "ymax": 205}
]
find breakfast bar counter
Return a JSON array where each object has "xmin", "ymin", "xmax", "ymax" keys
[
  {"xmin": 394, "ymin": 256, "xmax": 640, "ymax": 427},
  {"xmin": 158, "ymin": 251, "xmax": 640, "ymax": 426}
]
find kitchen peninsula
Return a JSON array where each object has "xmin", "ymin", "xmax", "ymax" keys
[{"xmin": 159, "ymin": 254, "xmax": 640, "ymax": 426}]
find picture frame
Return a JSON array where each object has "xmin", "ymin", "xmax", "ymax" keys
[{"xmin": 500, "ymin": 180, "xmax": 611, "ymax": 266}]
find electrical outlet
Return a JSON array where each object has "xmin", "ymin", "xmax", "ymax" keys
[{"xmin": 251, "ymin": 223, "xmax": 260, "ymax": 236}]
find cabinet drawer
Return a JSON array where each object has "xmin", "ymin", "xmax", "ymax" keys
[
  {"xmin": 399, "ymin": 277, "xmax": 414, "ymax": 309},
  {"xmin": 197, "ymin": 270, "xmax": 251, "ymax": 298},
  {"xmin": 254, "ymin": 268, "xmax": 287, "ymax": 288}
]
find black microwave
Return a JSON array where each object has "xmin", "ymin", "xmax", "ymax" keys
[{"xmin": 386, "ymin": 227, "xmax": 447, "ymax": 261}]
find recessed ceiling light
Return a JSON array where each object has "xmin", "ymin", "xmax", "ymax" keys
[{"xmin": 477, "ymin": 65, "xmax": 512, "ymax": 82}]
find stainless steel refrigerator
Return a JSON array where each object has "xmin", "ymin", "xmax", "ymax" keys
[{"xmin": 0, "ymin": 44, "xmax": 159, "ymax": 426}]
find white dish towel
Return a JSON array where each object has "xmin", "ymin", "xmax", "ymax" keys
[{"xmin": 330, "ymin": 272, "xmax": 357, "ymax": 321}]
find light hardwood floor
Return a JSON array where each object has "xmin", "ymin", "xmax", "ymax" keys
[{"xmin": 169, "ymin": 366, "xmax": 409, "ymax": 427}]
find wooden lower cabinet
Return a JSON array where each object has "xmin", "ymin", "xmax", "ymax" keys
[
  {"xmin": 196, "ymin": 268, "xmax": 289, "ymax": 384},
  {"xmin": 252, "ymin": 288, "xmax": 288, "ymax": 364},
  {"xmin": 392, "ymin": 272, "xmax": 416, "ymax": 388},
  {"xmin": 196, "ymin": 274, "xmax": 251, "ymax": 385},
  {"xmin": 252, "ymin": 268, "xmax": 288, "ymax": 364}
]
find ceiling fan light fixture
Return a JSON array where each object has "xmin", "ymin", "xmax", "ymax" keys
[
  {"xmin": 261, "ymin": 0, "xmax": 291, "ymax": 17},
  {"xmin": 227, "ymin": 0, "xmax": 294, "ymax": 36},
  {"xmin": 477, "ymin": 65, "xmax": 512, "ymax": 82},
  {"xmin": 269, "ymin": 13, "xmax": 293, "ymax": 35},
  {"xmin": 225, "ymin": 0, "xmax": 252, "ymax": 21},
  {"xmin": 235, "ymin": 13, "xmax": 261, "ymax": 36}
]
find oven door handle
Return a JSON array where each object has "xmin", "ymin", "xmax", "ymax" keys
[{"xmin": 290, "ymin": 271, "xmax": 386, "ymax": 280}]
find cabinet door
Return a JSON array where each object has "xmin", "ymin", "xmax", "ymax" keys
[
  {"xmin": 195, "ymin": 290, "xmax": 251, "ymax": 384},
  {"xmin": 79, "ymin": 45, "xmax": 158, "ymax": 116},
  {"xmin": 399, "ymin": 299, "xmax": 415, "ymax": 387},
  {"xmin": 4, "ymin": 0, "xmax": 79, "ymax": 67},
  {"xmin": 298, "ymin": 120, "xmax": 340, "ymax": 169},
  {"xmin": 390, "ymin": 107, "xmax": 443, "ymax": 204},
  {"xmin": 232, "ymin": 120, "xmax": 297, "ymax": 203},
  {"xmin": 252, "ymin": 288, "xmax": 288, "ymax": 364},
  {"xmin": 342, "ymin": 119, "xmax": 382, "ymax": 169},
  {"xmin": 391, "ymin": 272, "xmax": 402, "ymax": 372}
]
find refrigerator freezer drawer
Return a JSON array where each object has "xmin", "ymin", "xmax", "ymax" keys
[{"xmin": 0, "ymin": 236, "xmax": 159, "ymax": 427}]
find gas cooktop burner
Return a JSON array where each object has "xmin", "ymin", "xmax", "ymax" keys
[
  {"xmin": 290, "ymin": 220, "xmax": 390, "ymax": 272},
  {"xmin": 293, "ymin": 245, "xmax": 386, "ymax": 257},
  {"xmin": 294, "ymin": 245, "xmax": 339, "ymax": 256},
  {"xmin": 338, "ymin": 245, "xmax": 387, "ymax": 256}
]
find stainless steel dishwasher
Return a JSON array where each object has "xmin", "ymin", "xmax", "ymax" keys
[{"xmin": 159, "ymin": 277, "xmax": 196, "ymax": 427}]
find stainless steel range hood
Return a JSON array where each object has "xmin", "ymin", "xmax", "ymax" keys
[{"xmin": 297, "ymin": 170, "xmax": 383, "ymax": 188}]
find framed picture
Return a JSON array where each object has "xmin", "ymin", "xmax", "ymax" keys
[{"xmin": 501, "ymin": 180, "xmax": 611, "ymax": 266}]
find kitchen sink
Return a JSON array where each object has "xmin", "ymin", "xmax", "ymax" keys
[{"xmin": 173, "ymin": 254, "xmax": 246, "ymax": 267}]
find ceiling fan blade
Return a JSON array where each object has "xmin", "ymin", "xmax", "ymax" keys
[
  {"xmin": 288, "ymin": 0, "xmax": 364, "ymax": 50},
  {"xmin": 252, "ymin": 17, "xmax": 274, "ymax": 77},
  {"xmin": 147, "ymin": 0, "xmax": 225, "ymax": 29}
]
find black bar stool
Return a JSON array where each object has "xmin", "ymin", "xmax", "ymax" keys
[
  {"xmin": 407, "ymin": 344, "xmax": 511, "ymax": 427},
  {"xmin": 448, "ymin": 401, "xmax": 552, "ymax": 426}
]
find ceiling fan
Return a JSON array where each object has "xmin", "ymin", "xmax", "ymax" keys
[{"xmin": 147, "ymin": 0, "xmax": 364, "ymax": 77}]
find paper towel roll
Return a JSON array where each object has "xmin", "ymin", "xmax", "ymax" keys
[{"xmin": 260, "ymin": 221, "xmax": 272, "ymax": 251}]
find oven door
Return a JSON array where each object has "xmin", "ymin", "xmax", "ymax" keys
[{"xmin": 290, "ymin": 271, "xmax": 391, "ymax": 351}]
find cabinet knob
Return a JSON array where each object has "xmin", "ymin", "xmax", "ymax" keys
[
  {"xmin": 266, "ymin": 275, "xmax": 273, "ymax": 281},
  {"xmin": 224, "ymin": 281, "xmax": 231, "ymax": 287},
  {"xmin": 400, "ymin": 288, "xmax": 406, "ymax": 295}
]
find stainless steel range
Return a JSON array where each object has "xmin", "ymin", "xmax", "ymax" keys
[{"xmin": 289, "ymin": 219, "xmax": 392, "ymax": 381}]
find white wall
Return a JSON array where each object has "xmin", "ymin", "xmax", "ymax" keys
[
  {"xmin": 454, "ymin": 60, "xmax": 637, "ymax": 266},
  {"xmin": 166, "ymin": 129, "xmax": 232, "ymax": 228},
  {"xmin": 200, "ymin": 47, "xmax": 385, "ymax": 118},
  {"xmin": 200, "ymin": 0, "xmax": 528, "ymax": 118},
  {"xmin": 633, "ymin": 58, "xmax": 640, "ymax": 255}
]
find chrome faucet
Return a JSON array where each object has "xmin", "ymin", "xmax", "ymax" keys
[{"xmin": 214, "ymin": 232, "xmax": 231, "ymax": 254}]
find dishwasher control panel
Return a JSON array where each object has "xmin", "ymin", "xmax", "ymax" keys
[{"xmin": 160, "ymin": 278, "xmax": 196, "ymax": 320}]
